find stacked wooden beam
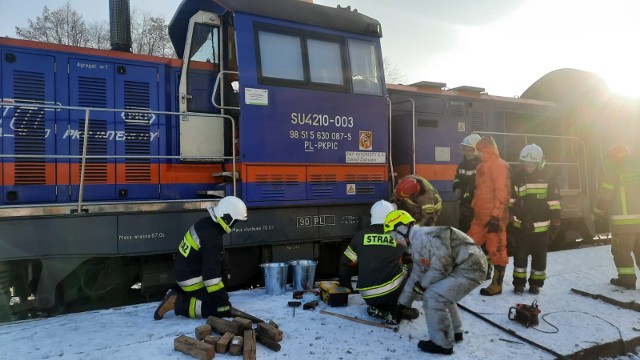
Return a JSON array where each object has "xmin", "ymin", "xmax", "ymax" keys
[{"xmin": 173, "ymin": 309, "xmax": 283, "ymax": 360}]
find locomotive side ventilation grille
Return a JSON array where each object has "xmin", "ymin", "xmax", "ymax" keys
[
  {"xmin": 123, "ymin": 81, "xmax": 151, "ymax": 182},
  {"xmin": 471, "ymin": 111, "xmax": 486, "ymax": 131},
  {"xmin": 309, "ymin": 174, "xmax": 337, "ymax": 198},
  {"xmin": 77, "ymin": 76, "xmax": 108, "ymax": 183},
  {"xmin": 12, "ymin": 70, "xmax": 46, "ymax": 185},
  {"xmin": 255, "ymin": 173, "xmax": 300, "ymax": 199},
  {"xmin": 79, "ymin": 119, "xmax": 108, "ymax": 183},
  {"xmin": 345, "ymin": 173, "xmax": 383, "ymax": 195}
]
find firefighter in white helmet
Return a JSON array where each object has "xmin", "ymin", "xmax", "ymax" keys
[
  {"xmin": 339, "ymin": 200, "xmax": 419, "ymax": 325},
  {"xmin": 154, "ymin": 196, "xmax": 248, "ymax": 320},
  {"xmin": 453, "ymin": 134, "xmax": 481, "ymax": 232},
  {"xmin": 509, "ymin": 144, "xmax": 561, "ymax": 294}
]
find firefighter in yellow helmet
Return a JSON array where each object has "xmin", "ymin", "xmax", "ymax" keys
[
  {"xmin": 593, "ymin": 144, "xmax": 640, "ymax": 290},
  {"xmin": 384, "ymin": 210, "xmax": 487, "ymax": 355},
  {"xmin": 392, "ymin": 175, "xmax": 442, "ymax": 226},
  {"xmin": 154, "ymin": 196, "xmax": 248, "ymax": 319}
]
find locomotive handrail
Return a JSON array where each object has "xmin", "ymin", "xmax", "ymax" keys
[
  {"xmin": 390, "ymin": 98, "xmax": 416, "ymax": 176},
  {"xmin": 386, "ymin": 97, "xmax": 395, "ymax": 191},
  {"xmin": 212, "ymin": 70, "xmax": 240, "ymax": 111},
  {"xmin": 472, "ymin": 130, "xmax": 590, "ymax": 196},
  {"xmin": 0, "ymin": 101, "xmax": 238, "ymax": 210}
]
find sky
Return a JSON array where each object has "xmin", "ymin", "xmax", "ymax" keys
[
  {"xmin": 0, "ymin": 244, "xmax": 639, "ymax": 359},
  {"xmin": 1, "ymin": 0, "xmax": 640, "ymax": 98}
]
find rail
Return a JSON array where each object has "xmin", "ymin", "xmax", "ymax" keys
[
  {"xmin": 0, "ymin": 101, "xmax": 237, "ymax": 213},
  {"xmin": 474, "ymin": 131, "xmax": 590, "ymax": 196}
]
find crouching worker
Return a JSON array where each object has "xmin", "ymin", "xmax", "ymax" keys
[
  {"xmin": 154, "ymin": 196, "xmax": 248, "ymax": 320},
  {"xmin": 384, "ymin": 210, "xmax": 487, "ymax": 355},
  {"xmin": 392, "ymin": 175, "xmax": 442, "ymax": 226},
  {"xmin": 339, "ymin": 200, "xmax": 419, "ymax": 325}
]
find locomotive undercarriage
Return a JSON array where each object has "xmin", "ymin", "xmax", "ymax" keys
[{"xmin": 0, "ymin": 201, "xmax": 362, "ymax": 320}]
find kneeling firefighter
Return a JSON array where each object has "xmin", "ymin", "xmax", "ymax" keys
[{"xmin": 154, "ymin": 196, "xmax": 248, "ymax": 320}]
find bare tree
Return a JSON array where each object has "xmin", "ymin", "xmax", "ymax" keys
[
  {"xmin": 15, "ymin": 1, "xmax": 90, "ymax": 47},
  {"xmin": 86, "ymin": 20, "xmax": 111, "ymax": 50},
  {"xmin": 131, "ymin": 10, "xmax": 175, "ymax": 57},
  {"xmin": 384, "ymin": 57, "xmax": 408, "ymax": 85},
  {"xmin": 15, "ymin": 2, "xmax": 175, "ymax": 57}
]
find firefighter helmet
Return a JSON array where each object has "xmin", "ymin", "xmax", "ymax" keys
[
  {"xmin": 606, "ymin": 144, "xmax": 631, "ymax": 163},
  {"xmin": 519, "ymin": 144, "xmax": 544, "ymax": 165},
  {"xmin": 383, "ymin": 210, "xmax": 416, "ymax": 234},
  {"xmin": 370, "ymin": 200, "xmax": 397, "ymax": 225},
  {"xmin": 460, "ymin": 134, "xmax": 481, "ymax": 151},
  {"xmin": 207, "ymin": 196, "xmax": 248, "ymax": 233},
  {"xmin": 395, "ymin": 177, "xmax": 421, "ymax": 198}
]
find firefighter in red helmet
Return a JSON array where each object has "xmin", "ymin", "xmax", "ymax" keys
[
  {"xmin": 392, "ymin": 175, "xmax": 442, "ymax": 226},
  {"xmin": 593, "ymin": 144, "xmax": 640, "ymax": 290}
]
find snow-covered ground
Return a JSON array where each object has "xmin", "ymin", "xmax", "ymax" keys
[{"xmin": 1, "ymin": 245, "xmax": 639, "ymax": 360}]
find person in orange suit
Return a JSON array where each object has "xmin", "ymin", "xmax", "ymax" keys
[{"xmin": 466, "ymin": 136, "xmax": 511, "ymax": 296}]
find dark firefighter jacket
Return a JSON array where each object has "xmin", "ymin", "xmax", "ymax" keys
[
  {"xmin": 174, "ymin": 217, "xmax": 229, "ymax": 298},
  {"xmin": 509, "ymin": 166, "xmax": 561, "ymax": 232},
  {"xmin": 339, "ymin": 224, "xmax": 407, "ymax": 304},
  {"xmin": 593, "ymin": 168, "xmax": 640, "ymax": 233},
  {"xmin": 453, "ymin": 157, "xmax": 481, "ymax": 207}
]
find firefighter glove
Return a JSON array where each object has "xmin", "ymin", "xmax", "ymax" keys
[
  {"xmin": 413, "ymin": 281, "xmax": 426, "ymax": 296},
  {"xmin": 485, "ymin": 216, "xmax": 501, "ymax": 233}
]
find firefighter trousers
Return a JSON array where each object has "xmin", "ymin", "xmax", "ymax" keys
[
  {"xmin": 512, "ymin": 229, "xmax": 549, "ymax": 287},
  {"xmin": 611, "ymin": 231, "xmax": 640, "ymax": 281},
  {"xmin": 467, "ymin": 217, "xmax": 509, "ymax": 267}
]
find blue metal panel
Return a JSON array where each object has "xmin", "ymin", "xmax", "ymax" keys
[
  {"xmin": 233, "ymin": 13, "xmax": 388, "ymax": 166},
  {"xmin": 68, "ymin": 57, "xmax": 117, "ymax": 201},
  {"xmin": 0, "ymin": 51, "xmax": 57, "ymax": 204},
  {"xmin": 114, "ymin": 63, "xmax": 161, "ymax": 200}
]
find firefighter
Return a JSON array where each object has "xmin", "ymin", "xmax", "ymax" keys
[
  {"xmin": 509, "ymin": 144, "xmax": 561, "ymax": 294},
  {"xmin": 466, "ymin": 136, "xmax": 511, "ymax": 296},
  {"xmin": 384, "ymin": 210, "xmax": 487, "ymax": 355},
  {"xmin": 153, "ymin": 196, "xmax": 248, "ymax": 320},
  {"xmin": 339, "ymin": 200, "xmax": 418, "ymax": 325},
  {"xmin": 453, "ymin": 134, "xmax": 493, "ymax": 280},
  {"xmin": 392, "ymin": 175, "xmax": 442, "ymax": 226},
  {"xmin": 593, "ymin": 144, "xmax": 640, "ymax": 290},
  {"xmin": 453, "ymin": 134, "xmax": 481, "ymax": 232}
]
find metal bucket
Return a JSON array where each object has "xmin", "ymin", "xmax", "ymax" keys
[
  {"xmin": 289, "ymin": 260, "xmax": 318, "ymax": 291},
  {"xmin": 260, "ymin": 262, "xmax": 289, "ymax": 295}
]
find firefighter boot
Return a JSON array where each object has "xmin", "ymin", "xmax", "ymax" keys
[
  {"xmin": 418, "ymin": 340, "xmax": 453, "ymax": 355},
  {"xmin": 485, "ymin": 260, "xmax": 493, "ymax": 281},
  {"xmin": 153, "ymin": 289, "xmax": 177, "ymax": 320},
  {"xmin": 480, "ymin": 266, "xmax": 505, "ymax": 296},
  {"xmin": 610, "ymin": 276, "xmax": 636, "ymax": 290}
]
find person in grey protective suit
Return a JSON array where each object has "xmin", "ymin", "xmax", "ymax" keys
[{"xmin": 384, "ymin": 210, "xmax": 487, "ymax": 355}]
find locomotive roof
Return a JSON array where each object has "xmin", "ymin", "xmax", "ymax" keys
[
  {"xmin": 520, "ymin": 68, "xmax": 608, "ymax": 107},
  {"xmin": 169, "ymin": 0, "xmax": 382, "ymax": 57}
]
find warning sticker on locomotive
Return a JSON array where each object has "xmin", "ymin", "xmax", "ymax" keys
[
  {"xmin": 245, "ymin": 88, "xmax": 268, "ymax": 106},
  {"xmin": 346, "ymin": 151, "xmax": 385, "ymax": 163}
]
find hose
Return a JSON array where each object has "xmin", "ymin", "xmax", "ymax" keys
[{"xmin": 457, "ymin": 303, "xmax": 568, "ymax": 359}]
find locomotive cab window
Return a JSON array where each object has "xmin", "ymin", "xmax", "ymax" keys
[
  {"xmin": 348, "ymin": 39, "xmax": 383, "ymax": 96},
  {"xmin": 255, "ymin": 23, "xmax": 348, "ymax": 92},
  {"xmin": 184, "ymin": 23, "xmax": 221, "ymax": 113}
]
